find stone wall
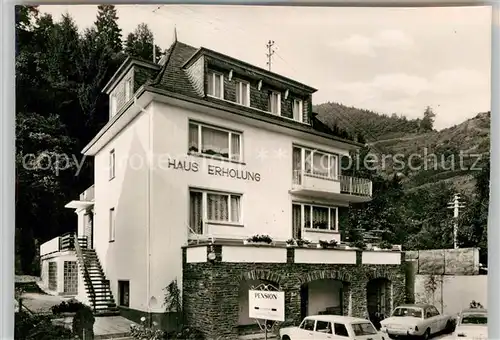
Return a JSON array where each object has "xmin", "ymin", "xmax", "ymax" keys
[
  {"xmin": 405, "ymin": 248, "xmax": 479, "ymax": 275},
  {"xmin": 183, "ymin": 246, "xmax": 406, "ymax": 340}
]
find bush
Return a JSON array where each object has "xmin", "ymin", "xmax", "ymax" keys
[
  {"xmin": 51, "ymin": 299, "xmax": 86, "ymax": 314},
  {"xmin": 72, "ymin": 305, "xmax": 95, "ymax": 340},
  {"xmin": 15, "ymin": 311, "xmax": 72, "ymax": 340},
  {"xmin": 165, "ymin": 326, "xmax": 205, "ymax": 339},
  {"xmin": 130, "ymin": 318, "xmax": 164, "ymax": 340}
]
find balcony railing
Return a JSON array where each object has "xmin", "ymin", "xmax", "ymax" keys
[
  {"xmin": 79, "ymin": 184, "xmax": 95, "ymax": 201},
  {"xmin": 40, "ymin": 233, "xmax": 88, "ymax": 257},
  {"xmin": 292, "ymin": 170, "xmax": 372, "ymax": 197},
  {"xmin": 339, "ymin": 175, "xmax": 372, "ymax": 197}
]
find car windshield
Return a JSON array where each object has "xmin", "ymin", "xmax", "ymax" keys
[
  {"xmin": 392, "ymin": 307, "xmax": 423, "ymax": 318},
  {"xmin": 461, "ymin": 315, "xmax": 487, "ymax": 325},
  {"xmin": 351, "ymin": 322, "xmax": 378, "ymax": 336}
]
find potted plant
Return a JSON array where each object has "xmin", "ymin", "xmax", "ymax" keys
[
  {"xmin": 245, "ymin": 234, "xmax": 273, "ymax": 245},
  {"xmin": 296, "ymin": 238, "xmax": 311, "ymax": 248},
  {"xmin": 378, "ymin": 240, "xmax": 393, "ymax": 251},
  {"xmin": 319, "ymin": 239, "xmax": 338, "ymax": 249},
  {"xmin": 350, "ymin": 239, "xmax": 367, "ymax": 250},
  {"xmin": 286, "ymin": 238, "xmax": 296, "ymax": 247}
]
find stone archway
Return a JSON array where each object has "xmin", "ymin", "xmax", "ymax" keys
[{"xmin": 298, "ymin": 270, "xmax": 352, "ymax": 318}]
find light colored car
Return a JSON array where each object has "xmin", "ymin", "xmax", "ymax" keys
[
  {"xmin": 380, "ymin": 304, "xmax": 455, "ymax": 340},
  {"xmin": 279, "ymin": 315, "xmax": 385, "ymax": 340},
  {"xmin": 453, "ymin": 308, "xmax": 487, "ymax": 339}
]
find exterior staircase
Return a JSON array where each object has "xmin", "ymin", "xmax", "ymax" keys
[{"xmin": 74, "ymin": 235, "xmax": 119, "ymax": 316}]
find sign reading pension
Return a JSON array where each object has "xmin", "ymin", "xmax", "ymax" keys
[{"xmin": 248, "ymin": 290, "xmax": 285, "ymax": 322}]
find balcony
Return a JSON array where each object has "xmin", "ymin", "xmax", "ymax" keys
[
  {"xmin": 291, "ymin": 171, "xmax": 372, "ymax": 203},
  {"xmin": 40, "ymin": 233, "xmax": 88, "ymax": 257},
  {"xmin": 65, "ymin": 184, "xmax": 94, "ymax": 210}
]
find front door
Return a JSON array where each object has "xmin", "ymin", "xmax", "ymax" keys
[{"xmin": 84, "ymin": 210, "xmax": 93, "ymax": 248}]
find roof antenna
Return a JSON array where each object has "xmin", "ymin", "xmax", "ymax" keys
[{"xmin": 174, "ymin": 25, "xmax": 178, "ymax": 42}]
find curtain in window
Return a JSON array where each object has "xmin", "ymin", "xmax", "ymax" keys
[
  {"xmin": 293, "ymin": 100, "xmax": 301, "ymax": 121},
  {"xmin": 189, "ymin": 191, "xmax": 203, "ymax": 234},
  {"xmin": 312, "ymin": 206, "xmax": 329, "ymax": 229},
  {"xmin": 207, "ymin": 73, "xmax": 214, "ymax": 96},
  {"xmin": 213, "ymin": 75, "xmax": 222, "ymax": 98},
  {"xmin": 207, "ymin": 194, "xmax": 229, "ymax": 221},
  {"xmin": 269, "ymin": 93, "xmax": 279, "ymax": 113},
  {"xmin": 230, "ymin": 195, "xmax": 241, "ymax": 222},
  {"xmin": 304, "ymin": 150, "xmax": 312, "ymax": 174},
  {"xmin": 240, "ymin": 83, "xmax": 249, "ymax": 105},
  {"xmin": 231, "ymin": 134, "xmax": 241, "ymax": 161},
  {"xmin": 330, "ymin": 208, "xmax": 336, "ymax": 230},
  {"xmin": 201, "ymin": 126, "xmax": 229, "ymax": 158},
  {"xmin": 329, "ymin": 155, "xmax": 337, "ymax": 178},
  {"xmin": 303, "ymin": 205, "xmax": 311, "ymax": 229},
  {"xmin": 292, "ymin": 147, "xmax": 302, "ymax": 184},
  {"xmin": 313, "ymin": 152, "xmax": 329, "ymax": 178},
  {"xmin": 189, "ymin": 124, "xmax": 199, "ymax": 152},
  {"xmin": 292, "ymin": 204, "xmax": 302, "ymax": 239}
]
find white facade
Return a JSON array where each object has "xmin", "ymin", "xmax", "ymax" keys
[{"xmin": 86, "ymin": 96, "xmax": 364, "ymax": 313}]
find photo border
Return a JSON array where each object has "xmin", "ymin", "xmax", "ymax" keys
[{"xmin": 1, "ymin": 1, "xmax": 497, "ymax": 339}]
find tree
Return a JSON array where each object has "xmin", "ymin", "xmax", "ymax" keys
[
  {"xmin": 94, "ymin": 5, "xmax": 122, "ymax": 53},
  {"xmin": 124, "ymin": 23, "xmax": 162, "ymax": 62},
  {"xmin": 420, "ymin": 106, "xmax": 436, "ymax": 132}
]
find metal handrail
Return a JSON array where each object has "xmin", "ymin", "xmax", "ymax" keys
[{"xmin": 73, "ymin": 234, "xmax": 96, "ymax": 312}]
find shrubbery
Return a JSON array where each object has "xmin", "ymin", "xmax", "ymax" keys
[
  {"xmin": 15, "ymin": 311, "xmax": 72, "ymax": 340},
  {"xmin": 72, "ymin": 304, "xmax": 95, "ymax": 340},
  {"xmin": 51, "ymin": 298, "xmax": 86, "ymax": 314}
]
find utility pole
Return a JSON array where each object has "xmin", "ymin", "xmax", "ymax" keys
[
  {"xmin": 266, "ymin": 40, "xmax": 275, "ymax": 71},
  {"xmin": 447, "ymin": 193, "xmax": 466, "ymax": 249}
]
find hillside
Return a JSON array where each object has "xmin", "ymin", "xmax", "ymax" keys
[{"xmin": 314, "ymin": 102, "xmax": 490, "ymax": 195}]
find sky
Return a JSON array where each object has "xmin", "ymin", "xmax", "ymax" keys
[{"xmin": 39, "ymin": 5, "xmax": 492, "ymax": 130}]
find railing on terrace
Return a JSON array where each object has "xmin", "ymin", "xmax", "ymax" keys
[
  {"xmin": 339, "ymin": 175, "xmax": 372, "ymax": 197},
  {"xmin": 73, "ymin": 233, "xmax": 96, "ymax": 311},
  {"xmin": 79, "ymin": 184, "xmax": 95, "ymax": 201},
  {"xmin": 292, "ymin": 170, "xmax": 372, "ymax": 197},
  {"xmin": 40, "ymin": 233, "xmax": 88, "ymax": 256}
]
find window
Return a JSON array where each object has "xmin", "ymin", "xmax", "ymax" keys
[
  {"xmin": 268, "ymin": 91, "xmax": 281, "ymax": 114},
  {"xmin": 429, "ymin": 306, "xmax": 440, "ymax": 317},
  {"xmin": 304, "ymin": 149, "xmax": 338, "ymax": 179},
  {"xmin": 207, "ymin": 72, "xmax": 224, "ymax": 99},
  {"xmin": 294, "ymin": 203, "xmax": 338, "ymax": 231},
  {"xmin": 293, "ymin": 99, "xmax": 303, "ymax": 122},
  {"xmin": 351, "ymin": 323, "xmax": 377, "ymax": 336},
  {"xmin": 125, "ymin": 78, "xmax": 132, "ymax": 102},
  {"xmin": 393, "ymin": 307, "xmax": 423, "ymax": 318},
  {"xmin": 461, "ymin": 314, "xmax": 487, "ymax": 325},
  {"xmin": 188, "ymin": 122, "xmax": 242, "ymax": 161},
  {"xmin": 300, "ymin": 319, "xmax": 315, "ymax": 331},
  {"xmin": 110, "ymin": 95, "xmax": 117, "ymax": 117},
  {"xmin": 236, "ymin": 81, "xmax": 250, "ymax": 106},
  {"xmin": 109, "ymin": 208, "xmax": 116, "ymax": 242},
  {"xmin": 109, "ymin": 149, "xmax": 115, "ymax": 180},
  {"xmin": 315, "ymin": 321, "xmax": 332, "ymax": 334},
  {"xmin": 189, "ymin": 189, "xmax": 242, "ymax": 233},
  {"xmin": 118, "ymin": 280, "xmax": 130, "ymax": 307},
  {"xmin": 334, "ymin": 323, "xmax": 349, "ymax": 337}
]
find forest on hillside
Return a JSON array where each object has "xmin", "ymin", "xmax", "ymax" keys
[{"xmin": 14, "ymin": 5, "xmax": 490, "ymax": 275}]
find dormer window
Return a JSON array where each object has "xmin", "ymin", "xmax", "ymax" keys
[
  {"xmin": 207, "ymin": 72, "xmax": 224, "ymax": 99},
  {"xmin": 269, "ymin": 91, "xmax": 281, "ymax": 115},
  {"xmin": 293, "ymin": 99, "xmax": 303, "ymax": 122},
  {"xmin": 110, "ymin": 95, "xmax": 117, "ymax": 117},
  {"xmin": 235, "ymin": 81, "xmax": 250, "ymax": 106}
]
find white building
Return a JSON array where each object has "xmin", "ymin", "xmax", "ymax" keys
[{"xmin": 40, "ymin": 39, "xmax": 405, "ymax": 339}]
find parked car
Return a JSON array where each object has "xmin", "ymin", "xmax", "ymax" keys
[
  {"xmin": 279, "ymin": 315, "xmax": 385, "ymax": 340},
  {"xmin": 453, "ymin": 308, "xmax": 487, "ymax": 339},
  {"xmin": 380, "ymin": 304, "xmax": 455, "ymax": 340}
]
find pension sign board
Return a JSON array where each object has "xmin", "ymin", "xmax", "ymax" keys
[{"xmin": 248, "ymin": 290, "xmax": 285, "ymax": 322}]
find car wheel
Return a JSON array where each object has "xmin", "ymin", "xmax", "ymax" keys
[
  {"xmin": 281, "ymin": 336, "xmax": 291, "ymax": 340},
  {"xmin": 421, "ymin": 328, "xmax": 431, "ymax": 340},
  {"xmin": 445, "ymin": 320, "xmax": 455, "ymax": 333}
]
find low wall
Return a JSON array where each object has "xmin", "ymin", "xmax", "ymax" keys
[
  {"xmin": 414, "ymin": 274, "xmax": 487, "ymax": 315},
  {"xmin": 405, "ymin": 248, "xmax": 479, "ymax": 275}
]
